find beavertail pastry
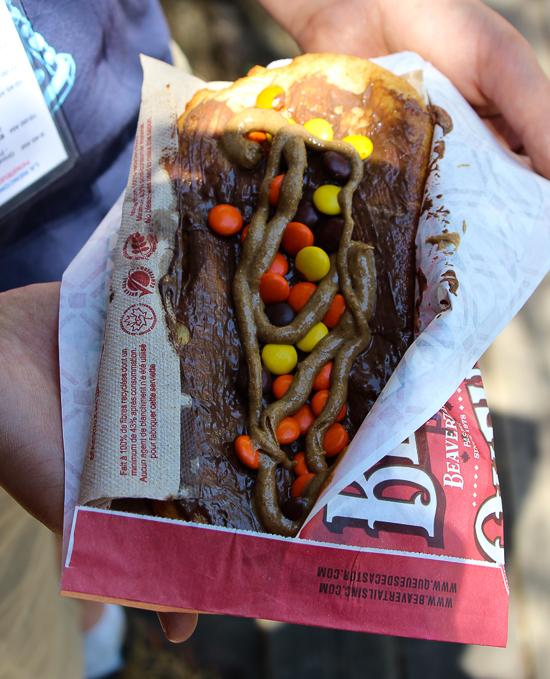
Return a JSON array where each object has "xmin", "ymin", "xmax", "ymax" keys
[{"xmin": 158, "ymin": 54, "xmax": 434, "ymax": 536}]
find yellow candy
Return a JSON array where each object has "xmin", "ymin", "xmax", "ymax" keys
[
  {"xmin": 266, "ymin": 132, "xmax": 273, "ymax": 143},
  {"xmin": 262, "ymin": 344, "xmax": 298, "ymax": 375},
  {"xmin": 342, "ymin": 134, "xmax": 374, "ymax": 160},
  {"xmin": 284, "ymin": 116, "xmax": 296, "ymax": 125},
  {"xmin": 313, "ymin": 185, "xmax": 341, "ymax": 215},
  {"xmin": 256, "ymin": 85, "xmax": 285, "ymax": 110},
  {"xmin": 295, "ymin": 246, "xmax": 331, "ymax": 282},
  {"xmin": 297, "ymin": 323, "xmax": 329, "ymax": 353},
  {"xmin": 304, "ymin": 118, "xmax": 333, "ymax": 141}
]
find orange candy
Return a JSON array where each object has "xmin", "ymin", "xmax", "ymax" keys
[
  {"xmin": 267, "ymin": 252, "xmax": 289, "ymax": 276},
  {"xmin": 272, "ymin": 374, "xmax": 293, "ymax": 399},
  {"xmin": 293, "ymin": 452, "xmax": 309, "ymax": 476},
  {"xmin": 269, "ymin": 174, "xmax": 285, "ymax": 206},
  {"xmin": 292, "ymin": 404, "xmax": 315, "ymax": 435},
  {"xmin": 208, "ymin": 204, "xmax": 243, "ymax": 236},
  {"xmin": 260, "ymin": 273, "xmax": 290, "ymax": 304},
  {"xmin": 276, "ymin": 417, "xmax": 301, "ymax": 444},
  {"xmin": 291, "ymin": 472, "xmax": 315, "ymax": 497},
  {"xmin": 247, "ymin": 130, "xmax": 267, "ymax": 143},
  {"xmin": 311, "ymin": 390, "xmax": 346, "ymax": 421},
  {"xmin": 235, "ymin": 435, "xmax": 259, "ymax": 469},
  {"xmin": 288, "ymin": 282, "xmax": 317, "ymax": 312},
  {"xmin": 313, "ymin": 362, "xmax": 332, "ymax": 391},
  {"xmin": 241, "ymin": 224, "xmax": 249, "ymax": 243},
  {"xmin": 323, "ymin": 423, "xmax": 349, "ymax": 457},
  {"xmin": 281, "ymin": 222, "xmax": 314, "ymax": 256},
  {"xmin": 323, "ymin": 294, "xmax": 346, "ymax": 328}
]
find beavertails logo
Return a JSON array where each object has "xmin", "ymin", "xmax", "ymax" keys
[
  {"xmin": 323, "ymin": 435, "xmax": 446, "ymax": 549},
  {"xmin": 122, "ymin": 267, "xmax": 155, "ymax": 297},
  {"xmin": 322, "ymin": 368, "xmax": 504, "ymax": 565},
  {"xmin": 123, "ymin": 232, "xmax": 157, "ymax": 260}
]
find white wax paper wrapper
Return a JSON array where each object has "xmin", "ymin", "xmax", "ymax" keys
[
  {"xmin": 61, "ymin": 52, "xmax": 550, "ymax": 550},
  {"xmin": 305, "ymin": 51, "xmax": 550, "ymax": 522}
]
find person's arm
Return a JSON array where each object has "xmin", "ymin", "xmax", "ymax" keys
[{"xmin": 257, "ymin": 0, "xmax": 550, "ymax": 179}]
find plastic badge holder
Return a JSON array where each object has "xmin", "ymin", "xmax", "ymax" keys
[{"xmin": 0, "ymin": 0, "xmax": 78, "ymax": 219}]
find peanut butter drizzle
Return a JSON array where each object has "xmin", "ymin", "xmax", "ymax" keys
[
  {"xmin": 221, "ymin": 109, "xmax": 376, "ymax": 536},
  {"xmin": 425, "ymin": 232, "xmax": 461, "ymax": 251}
]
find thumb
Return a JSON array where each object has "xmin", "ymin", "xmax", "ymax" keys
[
  {"xmin": 477, "ymin": 16, "xmax": 550, "ymax": 178},
  {"xmin": 157, "ymin": 611, "xmax": 198, "ymax": 643}
]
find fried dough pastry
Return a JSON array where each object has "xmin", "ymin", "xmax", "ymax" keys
[{"xmin": 159, "ymin": 54, "xmax": 434, "ymax": 535}]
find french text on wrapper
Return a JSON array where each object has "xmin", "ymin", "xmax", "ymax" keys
[
  {"xmin": 316, "ymin": 566, "xmax": 456, "ymax": 608},
  {"xmin": 129, "ymin": 117, "xmax": 152, "ymax": 225},
  {"xmin": 119, "ymin": 345, "xmax": 157, "ymax": 480}
]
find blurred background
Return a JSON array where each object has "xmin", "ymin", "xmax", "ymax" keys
[{"xmin": 135, "ymin": 1, "xmax": 550, "ymax": 677}]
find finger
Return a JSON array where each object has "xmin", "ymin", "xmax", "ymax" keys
[
  {"xmin": 480, "ymin": 117, "xmax": 534, "ymax": 171},
  {"xmin": 381, "ymin": 0, "xmax": 550, "ymax": 177},
  {"xmin": 476, "ymin": 18, "xmax": 550, "ymax": 179},
  {"xmin": 157, "ymin": 611, "xmax": 198, "ymax": 643},
  {"xmin": 255, "ymin": 0, "xmax": 388, "ymax": 56},
  {"xmin": 478, "ymin": 113, "xmax": 523, "ymax": 153},
  {"xmin": 376, "ymin": 0, "xmax": 550, "ymax": 178}
]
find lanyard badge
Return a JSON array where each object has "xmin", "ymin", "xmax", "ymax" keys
[{"xmin": 0, "ymin": 0, "xmax": 78, "ymax": 218}]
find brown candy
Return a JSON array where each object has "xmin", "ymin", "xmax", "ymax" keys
[
  {"xmin": 323, "ymin": 151, "xmax": 351, "ymax": 181},
  {"xmin": 294, "ymin": 198, "xmax": 320, "ymax": 229},
  {"xmin": 280, "ymin": 497, "xmax": 307, "ymax": 521},
  {"xmin": 236, "ymin": 364, "xmax": 273, "ymax": 397},
  {"xmin": 315, "ymin": 217, "xmax": 345, "ymax": 253},
  {"xmin": 265, "ymin": 302, "xmax": 296, "ymax": 327}
]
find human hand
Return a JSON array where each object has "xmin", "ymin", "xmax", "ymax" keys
[
  {"xmin": 0, "ymin": 282, "xmax": 65, "ymax": 533},
  {"xmin": 0, "ymin": 282, "xmax": 197, "ymax": 642},
  {"xmin": 257, "ymin": 0, "xmax": 550, "ymax": 178}
]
